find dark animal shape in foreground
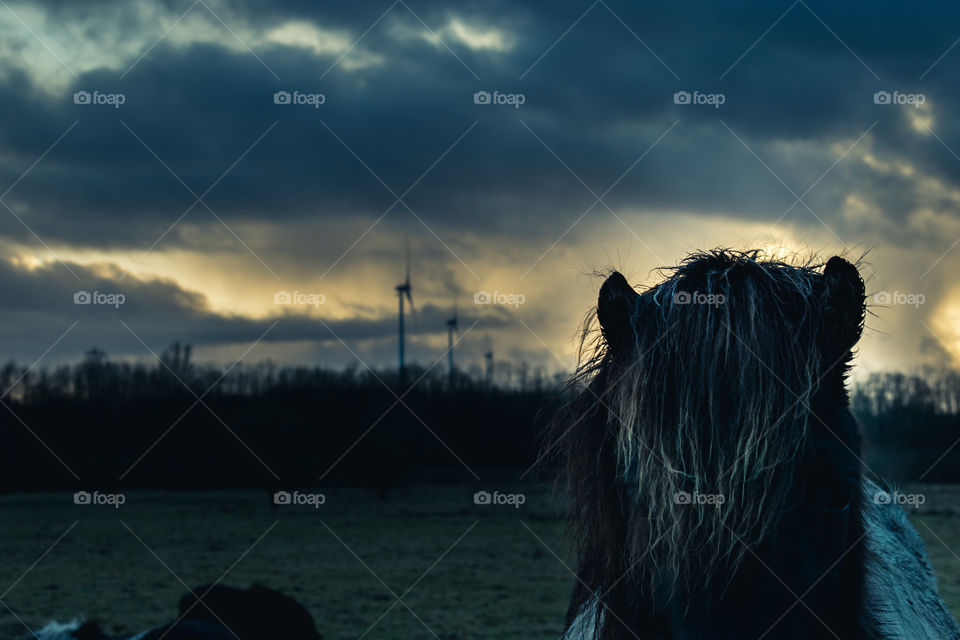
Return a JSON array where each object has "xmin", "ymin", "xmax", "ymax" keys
[
  {"xmin": 550, "ymin": 250, "xmax": 960, "ymax": 639},
  {"xmin": 177, "ymin": 584, "xmax": 319, "ymax": 640},
  {"xmin": 29, "ymin": 584, "xmax": 320, "ymax": 640}
]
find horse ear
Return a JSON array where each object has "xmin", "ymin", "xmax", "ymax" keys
[
  {"xmin": 598, "ymin": 271, "xmax": 640, "ymax": 353},
  {"xmin": 820, "ymin": 256, "xmax": 866, "ymax": 353}
]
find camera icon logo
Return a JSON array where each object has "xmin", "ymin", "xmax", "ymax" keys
[
  {"xmin": 673, "ymin": 91, "xmax": 691, "ymax": 105},
  {"xmin": 474, "ymin": 291, "xmax": 492, "ymax": 304},
  {"xmin": 873, "ymin": 91, "xmax": 891, "ymax": 105},
  {"xmin": 74, "ymin": 491, "xmax": 91, "ymax": 504},
  {"xmin": 473, "ymin": 490, "xmax": 491, "ymax": 505},
  {"xmin": 874, "ymin": 490, "xmax": 892, "ymax": 505},
  {"xmin": 73, "ymin": 91, "xmax": 91, "ymax": 105},
  {"xmin": 273, "ymin": 491, "xmax": 291, "ymax": 505},
  {"xmin": 74, "ymin": 291, "xmax": 92, "ymax": 304},
  {"xmin": 274, "ymin": 91, "xmax": 291, "ymax": 105},
  {"xmin": 673, "ymin": 491, "xmax": 692, "ymax": 505},
  {"xmin": 473, "ymin": 91, "xmax": 491, "ymax": 105},
  {"xmin": 673, "ymin": 291, "xmax": 691, "ymax": 305},
  {"xmin": 873, "ymin": 291, "xmax": 892, "ymax": 305},
  {"xmin": 274, "ymin": 291, "xmax": 292, "ymax": 304}
]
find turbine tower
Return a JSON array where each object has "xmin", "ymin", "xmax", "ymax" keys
[
  {"xmin": 446, "ymin": 298, "xmax": 458, "ymax": 385},
  {"xmin": 484, "ymin": 348, "xmax": 494, "ymax": 388},
  {"xmin": 396, "ymin": 239, "xmax": 414, "ymax": 379}
]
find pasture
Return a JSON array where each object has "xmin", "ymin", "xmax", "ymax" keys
[{"xmin": 1, "ymin": 484, "xmax": 958, "ymax": 639}]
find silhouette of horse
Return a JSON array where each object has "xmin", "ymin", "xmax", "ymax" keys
[
  {"xmin": 29, "ymin": 584, "xmax": 320, "ymax": 640},
  {"xmin": 550, "ymin": 250, "xmax": 960, "ymax": 639}
]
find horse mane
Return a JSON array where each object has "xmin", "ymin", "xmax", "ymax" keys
[{"xmin": 549, "ymin": 249, "xmax": 865, "ymax": 633}]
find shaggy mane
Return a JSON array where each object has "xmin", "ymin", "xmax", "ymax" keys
[{"xmin": 549, "ymin": 249, "xmax": 864, "ymax": 632}]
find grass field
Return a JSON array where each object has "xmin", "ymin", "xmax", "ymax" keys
[
  {"xmin": 1, "ymin": 485, "xmax": 959, "ymax": 639},
  {"xmin": 0, "ymin": 485, "xmax": 571, "ymax": 639}
]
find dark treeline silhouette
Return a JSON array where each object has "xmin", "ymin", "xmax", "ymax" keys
[
  {"xmin": 0, "ymin": 344, "xmax": 562, "ymax": 492},
  {"xmin": 1, "ymin": 345, "xmax": 958, "ymax": 491},
  {"xmin": 853, "ymin": 366, "xmax": 960, "ymax": 482}
]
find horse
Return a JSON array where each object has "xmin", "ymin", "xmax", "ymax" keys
[
  {"xmin": 549, "ymin": 250, "xmax": 960, "ymax": 639},
  {"xmin": 29, "ymin": 583, "xmax": 320, "ymax": 640}
]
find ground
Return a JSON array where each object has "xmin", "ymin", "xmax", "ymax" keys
[
  {"xmin": 1, "ymin": 485, "xmax": 958, "ymax": 639},
  {"xmin": 0, "ymin": 485, "xmax": 570, "ymax": 640}
]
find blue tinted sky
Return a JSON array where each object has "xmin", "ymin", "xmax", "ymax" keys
[{"xmin": 0, "ymin": 0, "xmax": 957, "ymax": 375}]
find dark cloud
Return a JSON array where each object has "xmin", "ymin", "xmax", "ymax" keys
[
  {"xmin": 0, "ymin": 0, "xmax": 957, "ymax": 255},
  {"xmin": 0, "ymin": 258, "xmax": 515, "ymax": 365},
  {"xmin": 1, "ymin": 0, "xmax": 959, "ymax": 368}
]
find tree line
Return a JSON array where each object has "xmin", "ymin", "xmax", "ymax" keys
[
  {"xmin": 0, "ymin": 345, "xmax": 958, "ymax": 491},
  {"xmin": 0, "ymin": 344, "xmax": 561, "ymax": 492}
]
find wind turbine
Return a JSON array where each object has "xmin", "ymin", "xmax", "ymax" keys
[
  {"xmin": 484, "ymin": 347, "xmax": 494, "ymax": 388},
  {"xmin": 396, "ymin": 239, "xmax": 415, "ymax": 379},
  {"xmin": 446, "ymin": 297, "xmax": 458, "ymax": 385}
]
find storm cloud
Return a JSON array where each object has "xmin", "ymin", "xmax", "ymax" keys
[{"xmin": 0, "ymin": 0, "xmax": 958, "ymax": 372}]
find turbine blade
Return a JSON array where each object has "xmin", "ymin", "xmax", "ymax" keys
[{"xmin": 408, "ymin": 292, "xmax": 418, "ymax": 330}]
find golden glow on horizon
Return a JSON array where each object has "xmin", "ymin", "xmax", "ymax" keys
[
  {"xmin": 2, "ymin": 205, "xmax": 955, "ymax": 375},
  {"xmin": 931, "ymin": 285, "xmax": 960, "ymax": 366}
]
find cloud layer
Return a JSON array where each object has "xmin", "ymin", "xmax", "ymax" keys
[{"xmin": 0, "ymin": 0, "xmax": 958, "ymax": 372}]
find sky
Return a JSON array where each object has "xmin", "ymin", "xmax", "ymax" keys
[{"xmin": 0, "ymin": 0, "xmax": 958, "ymax": 378}]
